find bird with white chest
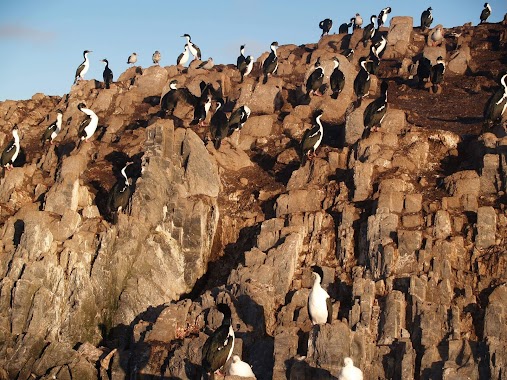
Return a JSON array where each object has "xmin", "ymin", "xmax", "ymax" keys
[
  {"xmin": 74, "ymin": 50, "xmax": 92, "ymax": 84},
  {"xmin": 41, "ymin": 109, "xmax": 63, "ymax": 147},
  {"xmin": 308, "ymin": 265, "xmax": 333, "ymax": 325},
  {"xmin": 182, "ymin": 33, "xmax": 201, "ymax": 61},
  {"xmin": 338, "ymin": 357, "xmax": 363, "ymax": 380},
  {"xmin": 77, "ymin": 103, "xmax": 99, "ymax": 144},
  {"xmin": 228, "ymin": 355, "xmax": 256, "ymax": 378},
  {"xmin": 1, "ymin": 125, "xmax": 21, "ymax": 171}
]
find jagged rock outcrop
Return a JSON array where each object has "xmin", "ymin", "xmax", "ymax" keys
[{"xmin": 0, "ymin": 15, "xmax": 507, "ymax": 380}]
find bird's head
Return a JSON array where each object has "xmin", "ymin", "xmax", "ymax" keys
[
  {"xmin": 344, "ymin": 357, "xmax": 354, "ymax": 367},
  {"xmin": 77, "ymin": 102, "xmax": 86, "ymax": 110},
  {"xmin": 216, "ymin": 303, "xmax": 232, "ymax": 319},
  {"xmin": 101, "ymin": 59, "xmax": 108, "ymax": 64},
  {"xmin": 311, "ymin": 265, "xmax": 324, "ymax": 283}
]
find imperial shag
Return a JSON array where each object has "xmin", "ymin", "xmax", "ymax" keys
[
  {"xmin": 417, "ymin": 55, "xmax": 432, "ymax": 87},
  {"xmin": 152, "ymin": 50, "xmax": 161, "ymax": 65},
  {"xmin": 371, "ymin": 35, "xmax": 387, "ymax": 59},
  {"xmin": 239, "ymin": 56, "xmax": 254, "ymax": 83},
  {"xmin": 306, "ymin": 57, "xmax": 325, "ymax": 96},
  {"xmin": 319, "ymin": 18, "xmax": 333, "ymax": 37},
  {"xmin": 182, "ymin": 34, "xmax": 201, "ymax": 60},
  {"xmin": 74, "ymin": 50, "xmax": 92, "ymax": 84},
  {"xmin": 160, "ymin": 79, "xmax": 195, "ymax": 117},
  {"xmin": 77, "ymin": 103, "xmax": 99, "ymax": 143},
  {"xmin": 359, "ymin": 15, "xmax": 377, "ymax": 47},
  {"xmin": 101, "ymin": 59, "xmax": 113, "ymax": 89},
  {"xmin": 210, "ymin": 98, "xmax": 229, "ymax": 150},
  {"xmin": 300, "ymin": 109, "xmax": 324, "ymax": 166},
  {"xmin": 127, "ymin": 52, "xmax": 137, "ymax": 66},
  {"xmin": 1, "ymin": 125, "xmax": 21, "ymax": 171},
  {"xmin": 201, "ymin": 303, "xmax": 235, "ymax": 378},
  {"xmin": 377, "ymin": 7, "xmax": 391, "ymax": 28},
  {"xmin": 353, "ymin": 13, "xmax": 363, "ymax": 30},
  {"xmin": 353, "ymin": 59, "xmax": 371, "ymax": 106},
  {"xmin": 308, "ymin": 265, "xmax": 333, "ymax": 325},
  {"xmin": 480, "ymin": 3, "xmax": 492, "ymax": 24},
  {"xmin": 330, "ymin": 57, "xmax": 345, "ymax": 99},
  {"xmin": 338, "ymin": 357, "xmax": 364, "ymax": 380},
  {"xmin": 108, "ymin": 161, "xmax": 134, "ymax": 224},
  {"xmin": 228, "ymin": 105, "xmax": 251, "ymax": 135},
  {"xmin": 41, "ymin": 109, "xmax": 63, "ymax": 147},
  {"xmin": 339, "ymin": 19, "xmax": 354, "ymax": 34},
  {"xmin": 237, "ymin": 45, "xmax": 246, "ymax": 69},
  {"xmin": 430, "ymin": 56, "xmax": 445, "ymax": 94},
  {"xmin": 191, "ymin": 94, "xmax": 212, "ymax": 127},
  {"xmin": 228, "ymin": 355, "xmax": 256, "ymax": 378},
  {"xmin": 177, "ymin": 45, "xmax": 190, "ymax": 67},
  {"xmin": 421, "ymin": 7, "xmax": 433, "ymax": 30},
  {"xmin": 484, "ymin": 73, "xmax": 507, "ymax": 127},
  {"xmin": 363, "ymin": 81, "xmax": 388, "ymax": 137},
  {"xmin": 262, "ymin": 41, "xmax": 279, "ymax": 84}
]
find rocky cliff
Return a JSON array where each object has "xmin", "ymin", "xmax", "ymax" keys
[{"xmin": 0, "ymin": 16, "xmax": 506, "ymax": 380}]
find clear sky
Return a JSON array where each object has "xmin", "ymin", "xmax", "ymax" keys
[{"xmin": 0, "ymin": 0, "xmax": 505, "ymax": 101}]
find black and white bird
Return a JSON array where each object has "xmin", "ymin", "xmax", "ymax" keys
[
  {"xmin": 262, "ymin": 41, "xmax": 279, "ymax": 84},
  {"xmin": 319, "ymin": 18, "xmax": 333, "ymax": 37},
  {"xmin": 152, "ymin": 50, "xmax": 161, "ymax": 65},
  {"xmin": 201, "ymin": 303, "xmax": 235, "ymax": 378},
  {"xmin": 191, "ymin": 94, "xmax": 212, "ymax": 127},
  {"xmin": 74, "ymin": 50, "xmax": 92, "ymax": 84},
  {"xmin": 338, "ymin": 357, "xmax": 364, "ymax": 380},
  {"xmin": 484, "ymin": 73, "xmax": 507, "ymax": 127},
  {"xmin": 300, "ymin": 109, "xmax": 324, "ymax": 166},
  {"xmin": 228, "ymin": 355, "xmax": 256, "ymax": 378},
  {"xmin": 430, "ymin": 56, "xmax": 445, "ymax": 94},
  {"xmin": 359, "ymin": 15, "xmax": 377, "ymax": 47},
  {"xmin": 377, "ymin": 7, "xmax": 392, "ymax": 28},
  {"xmin": 210, "ymin": 98, "xmax": 229, "ymax": 150},
  {"xmin": 353, "ymin": 59, "xmax": 371, "ymax": 106},
  {"xmin": 41, "ymin": 109, "xmax": 63, "ymax": 147},
  {"xmin": 228, "ymin": 105, "xmax": 251, "ymax": 135},
  {"xmin": 127, "ymin": 52, "xmax": 137, "ymax": 66},
  {"xmin": 101, "ymin": 59, "xmax": 113, "ymax": 89},
  {"xmin": 480, "ymin": 3, "xmax": 492, "ymax": 24},
  {"xmin": 342, "ymin": 48, "xmax": 354, "ymax": 62},
  {"xmin": 239, "ymin": 56, "xmax": 254, "ymax": 83},
  {"xmin": 1, "ymin": 125, "xmax": 21, "ymax": 171},
  {"xmin": 353, "ymin": 13, "xmax": 363, "ymax": 30},
  {"xmin": 363, "ymin": 81, "xmax": 388, "ymax": 137},
  {"xmin": 160, "ymin": 79, "xmax": 195, "ymax": 117},
  {"xmin": 177, "ymin": 45, "xmax": 190, "ymax": 67},
  {"xmin": 416, "ymin": 55, "xmax": 432, "ymax": 87},
  {"xmin": 237, "ymin": 45, "xmax": 246, "ymax": 69},
  {"xmin": 365, "ymin": 52, "xmax": 380, "ymax": 75},
  {"xmin": 306, "ymin": 57, "xmax": 325, "ymax": 96},
  {"xmin": 330, "ymin": 57, "xmax": 345, "ymax": 99},
  {"xmin": 308, "ymin": 265, "xmax": 332, "ymax": 325},
  {"xmin": 77, "ymin": 103, "xmax": 99, "ymax": 143},
  {"xmin": 339, "ymin": 19, "xmax": 354, "ymax": 34},
  {"xmin": 108, "ymin": 161, "xmax": 133, "ymax": 224},
  {"xmin": 421, "ymin": 7, "xmax": 433, "ymax": 30},
  {"xmin": 371, "ymin": 35, "xmax": 387, "ymax": 59},
  {"xmin": 198, "ymin": 57, "xmax": 215, "ymax": 70},
  {"xmin": 182, "ymin": 33, "xmax": 201, "ymax": 60}
]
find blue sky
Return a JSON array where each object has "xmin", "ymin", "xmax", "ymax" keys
[{"xmin": 0, "ymin": 0, "xmax": 505, "ymax": 101}]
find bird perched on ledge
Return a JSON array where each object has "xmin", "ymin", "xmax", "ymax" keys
[
  {"xmin": 41, "ymin": 109, "xmax": 63, "ymax": 147},
  {"xmin": 300, "ymin": 109, "xmax": 324, "ymax": 167},
  {"xmin": 483, "ymin": 73, "xmax": 507, "ymax": 127},
  {"xmin": 262, "ymin": 41, "xmax": 279, "ymax": 84},
  {"xmin": 308, "ymin": 265, "xmax": 333, "ymax": 325},
  {"xmin": 74, "ymin": 50, "xmax": 92, "ymax": 84},
  {"xmin": 152, "ymin": 50, "xmax": 161, "ymax": 65},
  {"xmin": 1, "ymin": 125, "xmax": 21, "ymax": 171},
  {"xmin": 338, "ymin": 357, "xmax": 363, "ymax": 380},
  {"xmin": 319, "ymin": 18, "xmax": 333, "ymax": 37}
]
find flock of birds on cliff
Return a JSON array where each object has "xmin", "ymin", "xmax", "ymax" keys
[{"xmin": 1, "ymin": 3, "xmax": 506, "ymax": 378}]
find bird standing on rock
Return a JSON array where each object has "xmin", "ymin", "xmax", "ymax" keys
[
  {"xmin": 101, "ymin": 59, "xmax": 113, "ymax": 89},
  {"xmin": 330, "ymin": 57, "xmax": 345, "ymax": 99},
  {"xmin": 41, "ymin": 109, "xmax": 63, "ymax": 147},
  {"xmin": 353, "ymin": 13, "xmax": 363, "ymax": 30},
  {"xmin": 177, "ymin": 45, "xmax": 190, "ymax": 67},
  {"xmin": 210, "ymin": 98, "xmax": 229, "ymax": 150},
  {"xmin": 262, "ymin": 41, "xmax": 279, "ymax": 84},
  {"xmin": 300, "ymin": 109, "xmax": 324, "ymax": 166},
  {"xmin": 152, "ymin": 50, "xmax": 161, "ymax": 65},
  {"xmin": 306, "ymin": 57, "xmax": 325, "ymax": 96},
  {"xmin": 182, "ymin": 33, "xmax": 201, "ymax": 61},
  {"xmin": 197, "ymin": 57, "xmax": 215, "ymax": 70},
  {"xmin": 483, "ymin": 73, "xmax": 507, "ymax": 127},
  {"xmin": 127, "ymin": 52, "xmax": 137, "ymax": 66},
  {"xmin": 239, "ymin": 55, "xmax": 254, "ymax": 83},
  {"xmin": 421, "ymin": 7, "xmax": 433, "ymax": 30},
  {"xmin": 228, "ymin": 105, "xmax": 251, "ymax": 136},
  {"xmin": 319, "ymin": 18, "xmax": 333, "ymax": 37},
  {"xmin": 359, "ymin": 15, "xmax": 377, "ymax": 47},
  {"xmin": 108, "ymin": 161, "xmax": 134, "ymax": 224},
  {"xmin": 1, "ymin": 125, "xmax": 21, "ymax": 171},
  {"xmin": 338, "ymin": 357, "xmax": 363, "ymax": 380},
  {"xmin": 201, "ymin": 303, "xmax": 235, "ymax": 378},
  {"xmin": 363, "ymin": 81, "xmax": 388, "ymax": 137},
  {"xmin": 237, "ymin": 45, "xmax": 246, "ymax": 69},
  {"xmin": 480, "ymin": 3, "xmax": 492, "ymax": 24},
  {"xmin": 339, "ymin": 19, "xmax": 354, "ymax": 34},
  {"xmin": 308, "ymin": 265, "xmax": 333, "ymax": 325},
  {"xmin": 430, "ymin": 56, "xmax": 445, "ymax": 94},
  {"xmin": 74, "ymin": 50, "xmax": 92, "ymax": 84},
  {"xmin": 353, "ymin": 59, "xmax": 371, "ymax": 106},
  {"xmin": 191, "ymin": 94, "xmax": 212, "ymax": 127},
  {"xmin": 77, "ymin": 103, "xmax": 98, "ymax": 144},
  {"xmin": 377, "ymin": 7, "xmax": 391, "ymax": 28},
  {"xmin": 429, "ymin": 25, "xmax": 444, "ymax": 46}
]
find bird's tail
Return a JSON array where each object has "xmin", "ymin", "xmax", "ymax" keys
[
  {"xmin": 214, "ymin": 138, "xmax": 222, "ymax": 150},
  {"xmin": 106, "ymin": 81, "xmax": 110, "ymax": 89},
  {"xmin": 263, "ymin": 73, "xmax": 268, "ymax": 84},
  {"xmin": 332, "ymin": 91, "xmax": 339, "ymax": 100},
  {"xmin": 432, "ymin": 84, "xmax": 438, "ymax": 94}
]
